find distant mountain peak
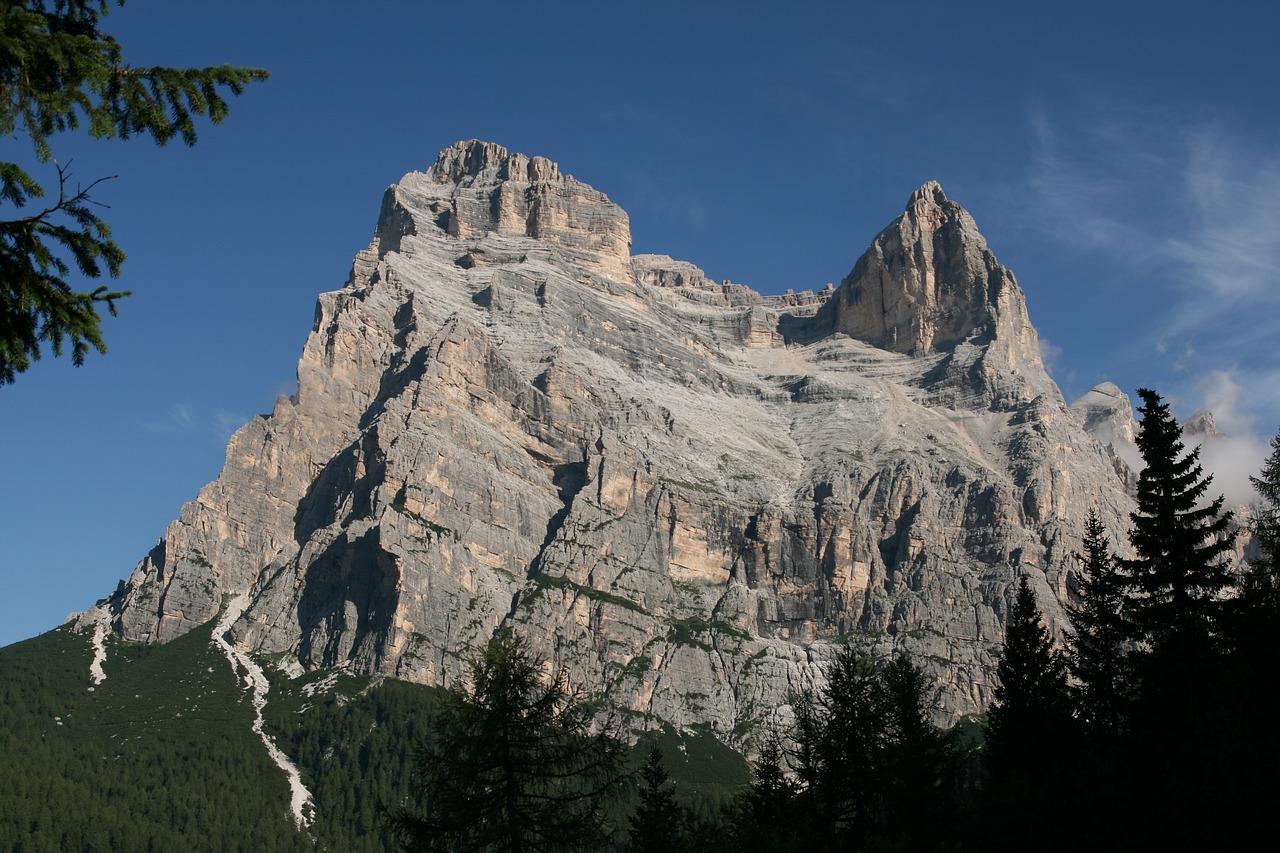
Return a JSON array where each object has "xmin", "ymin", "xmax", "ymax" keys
[{"xmin": 1185, "ymin": 409, "xmax": 1220, "ymax": 438}]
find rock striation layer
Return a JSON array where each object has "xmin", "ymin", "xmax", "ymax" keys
[{"xmin": 92, "ymin": 140, "xmax": 1136, "ymax": 737}]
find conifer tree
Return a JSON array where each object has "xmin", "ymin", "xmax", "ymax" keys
[
  {"xmin": 736, "ymin": 729, "xmax": 798, "ymax": 852},
  {"xmin": 388, "ymin": 628, "xmax": 631, "ymax": 852},
  {"xmin": 1065, "ymin": 510, "xmax": 1129, "ymax": 736},
  {"xmin": 629, "ymin": 745, "xmax": 684, "ymax": 853},
  {"xmin": 1214, "ymin": 426, "xmax": 1280, "ymax": 847},
  {"xmin": 1, "ymin": 0, "xmax": 268, "ymax": 384},
  {"xmin": 785, "ymin": 648, "xmax": 967, "ymax": 850},
  {"xmin": 878, "ymin": 654, "xmax": 964, "ymax": 849},
  {"xmin": 1242, "ymin": 427, "xmax": 1280, "ymax": 598},
  {"xmin": 1119, "ymin": 389, "xmax": 1235, "ymax": 650},
  {"xmin": 984, "ymin": 576, "xmax": 1072, "ymax": 781},
  {"xmin": 1112, "ymin": 390, "xmax": 1239, "ymax": 849},
  {"xmin": 802, "ymin": 647, "xmax": 891, "ymax": 842},
  {"xmin": 981, "ymin": 577, "xmax": 1075, "ymax": 850}
]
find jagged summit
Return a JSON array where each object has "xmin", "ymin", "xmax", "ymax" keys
[
  {"xmin": 1185, "ymin": 409, "xmax": 1220, "ymax": 438},
  {"xmin": 812, "ymin": 178, "xmax": 1034, "ymax": 361},
  {"xmin": 84, "ymin": 142, "xmax": 1136, "ymax": 735},
  {"xmin": 430, "ymin": 139, "xmax": 564, "ymax": 185},
  {"xmin": 907, "ymin": 179, "xmax": 951, "ymax": 210},
  {"xmin": 377, "ymin": 139, "xmax": 632, "ymax": 279},
  {"xmin": 1071, "ymin": 382, "xmax": 1136, "ymax": 438}
]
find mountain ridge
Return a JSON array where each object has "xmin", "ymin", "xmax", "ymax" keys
[{"xmin": 80, "ymin": 140, "xmax": 1136, "ymax": 735}]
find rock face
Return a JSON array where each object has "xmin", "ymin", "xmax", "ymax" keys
[
  {"xmin": 1069, "ymin": 382, "xmax": 1141, "ymax": 484},
  {"xmin": 95, "ymin": 140, "xmax": 1136, "ymax": 737}
]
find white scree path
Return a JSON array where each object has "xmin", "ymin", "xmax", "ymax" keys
[
  {"xmin": 213, "ymin": 593, "xmax": 315, "ymax": 829},
  {"xmin": 87, "ymin": 606, "xmax": 109, "ymax": 686}
]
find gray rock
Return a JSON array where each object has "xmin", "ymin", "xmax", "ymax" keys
[
  {"xmin": 90, "ymin": 140, "xmax": 1136, "ymax": 740},
  {"xmin": 1069, "ymin": 382, "xmax": 1140, "ymax": 483}
]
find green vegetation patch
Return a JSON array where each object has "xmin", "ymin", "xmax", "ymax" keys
[
  {"xmin": 659, "ymin": 476, "xmax": 723, "ymax": 496},
  {"xmin": 530, "ymin": 572, "xmax": 650, "ymax": 616},
  {"xmin": 632, "ymin": 722, "xmax": 751, "ymax": 790},
  {"xmin": 666, "ymin": 616, "xmax": 753, "ymax": 650}
]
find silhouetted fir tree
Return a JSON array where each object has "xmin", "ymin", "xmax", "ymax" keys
[
  {"xmin": 779, "ymin": 648, "xmax": 972, "ymax": 851},
  {"xmin": 800, "ymin": 647, "xmax": 891, "ymax": 846},
  {"xmin": 1117, "ymin": 389, "xmax": 1238, "ymax": 849},
  {"xmin": 1065, "ymin": 511, "xmax": 1130, "ymax": 737},
  {"xmin": 783, "ymin": 688, "xmax": 832, "ymax": 850},
  {"xmin": 388, "ymin": 628, "xmax": 631, "ymax": 852},
  {"xmin": 878, "ymin": 654, "xmax": 966, "ymax": 850},
  {"xmin": 1212, "ymin": 426, "xmax": 1280, "ymax": 847},
  {"xmin": 1059, "ymin": 512, "xmax": 1141, "ymax": 845},
  {"xmin": 735, "ymin": 729, "xmax": 798, "ymax": 852},
  {"xmin": 629, "ymin": 745, "xmax": 684, "ymax": 853},
  {"xmin": 1, "ymin": 0, "xmax": 268, "ymax": 383},
  {"xmin": 982, "ymin": 577, "xmax": 1074, "ymax": 850},
  {"xmin": 1120, "ymin": 389, "xmax": 1236, "ymax": 651},
  {"xmin": 985, "ymin": 578, "xmax": 1072, "ymax": 769},
  {"xmin": 1238, "ymin": 427, "xmax": 1280, "ymax": 606}
]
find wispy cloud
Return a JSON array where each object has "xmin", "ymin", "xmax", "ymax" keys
[
  {"xmin": 138, "ymin": 403, "xmax": 198, "ymax": 434},
  {"xmin": 214, "ymin": 411, "xmax": 249, "ymax": 442},
  {"xmin": 1037, "ymin": 336, "xmax": 1077, "ymax": 395},
  {"xmin": 1029, "ymin": 113, "xmax": 1280, "ymax": 305},
  {"xmin": 138, "ymin": 403, "xmax": 247, "ymax": 443},
  {"xmin": 1024, "ymin": 109, "xmax": 1280, "ymax": 488},
  {"xmin": 1164, "ymin": 130, "xmax": 1280, "ymax": 333}
]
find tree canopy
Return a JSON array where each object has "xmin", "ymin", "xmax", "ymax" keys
[
  {"xmin": 388, "ymin": 628, "xmax": 632, "ymax": 852},
  {"xmin": 1246, "ymin": 427, "xmax": 1280, "ymax": 587},
  {"xmin": 1119, "ymin": 388, "xmax": 1235, "ymax": 649},
  {"xmin": 984, "ymin": 577, "xmax": 1072, "ymax": 776},
  {"xmin": 0, "ymin": 0, "xmax": 267, "ymax": 384},
  {"xmin": 1066, "ymin": 510, "xmax": 1129, "ymax": 737}
]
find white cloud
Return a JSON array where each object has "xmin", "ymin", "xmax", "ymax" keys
[
  {"xmin": 1038, "ymin": 336, "xmax": 1076, "ymax": 391},
  {"xmin": 1164, "ymin": 129, "xmax": 1280, "ymax": 326},
  {"xmin": 170, "ymin": 404, "xmax": 196, "ymax": 430},
  {"xmin": 1184, "ymin": 371, "xmax": 1271, "ymax": 507},
  {"xmin": 1024, "ymin": 110, "xmax": 1280, "ymax": 436}
]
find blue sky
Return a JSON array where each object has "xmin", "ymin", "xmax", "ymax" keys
[{"xmin": 2, "ymin": 0, "xmax": 1278, "ymax": 647}]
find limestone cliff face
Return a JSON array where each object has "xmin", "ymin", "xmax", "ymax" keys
[
  {"xmin": 97, "ymin": 141, "xmax": 1135, "ymax": 737},
  {"xmin": 809, "ymin": 182, "xmax": 1044, "ymax": 410},
  {"xmin": 1070, "ymin": 382, "xmax": 1140, "ymax": 486}
]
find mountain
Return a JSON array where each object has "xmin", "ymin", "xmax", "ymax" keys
[{"xmin": 78, "ymin": 139, "xmax": 1134, "ymax": 738}]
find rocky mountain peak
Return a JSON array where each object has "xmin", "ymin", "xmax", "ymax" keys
[
  {"xmin": 430, "ymin": 139, "xmax": 564, "ymax": 186},
  {"xmin": 1184, "ymin": 409, "xmax": 1220, "ymax": 438},
  {"xmin": 1070, "ymin": 382, "xmax": 1140, "ymax": 482},
  {"xmin": 373, "ymin": 139, "xmax": 632, "ymax": 279},
  {"xmin": 802, "ymin": 182, "xmax": 1046, "ymax": 410},
  {"xmin": 87, "ymin": 142, "xmax": 1137, "ymax": 737},
  {"xmin": 1070, "ymin": 383, "xmax": 1136, "ymax": 439},
  {"xmin": 905, "ymin": 179, "xmax": 955, "ymax": 221},
  {"xmin": 813, "ymin": 180, "xmax": 1018, "ymax": 352}
]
